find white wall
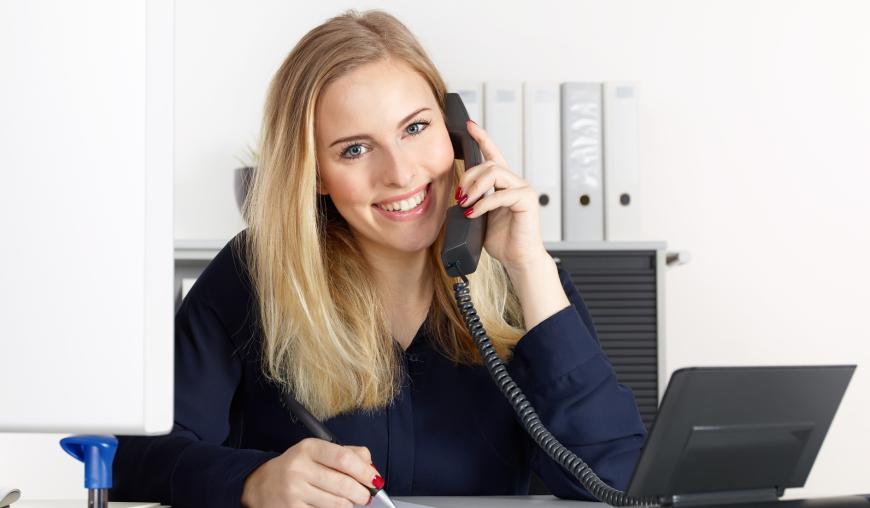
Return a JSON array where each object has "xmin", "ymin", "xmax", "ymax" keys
[{"xmin": 2, "ymin": 0, "xmax": 869, "ymax": 501}]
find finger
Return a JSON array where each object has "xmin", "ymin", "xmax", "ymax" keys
[
  {"xmin": 465, "ymin": 120, "xmax": 509, "ymax": 168},
  {"xmin": 458, "ymin": 164, "xmax": 526, "ymax": 207},
  {"xmin": 345, "ymin": 445, "xmax": 372, "ymax": 465},
  {"xmin": 456, "ymin": 160, "xmax": 492, "ymax": 203},
  {"xmin": 463, "ymin": 186, "xmax": 538, "ymax": 219},
  {"xmin": 310, "ymin": 440, "xmax": 381, "ymax": 491},
  {"xmin": 305, "ymin": 463, "xmax": 371, "ymax": 507},
  {"xmin": 463, "ymin": 158, "xmax": 522, "ymax": 180},
  {"xmin": 300, "ymin": 477, "xmax": 369, "ymax": 508}
]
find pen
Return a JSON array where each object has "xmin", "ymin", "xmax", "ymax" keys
[{"xmin": 282, "ymin": 393, "xmax": 398, "ymax": 508}]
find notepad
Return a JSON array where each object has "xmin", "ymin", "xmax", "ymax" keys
[
  {"xmin": 356, "ymin": 497, "xmax": 433, "ymax": 508},
  {"xmin": 0, "ymin": 487, "xmax": 20, "ymax": 507},
  {"xmin": 10, "ymin": 501, "xmax": 161, "ymax": 508}
]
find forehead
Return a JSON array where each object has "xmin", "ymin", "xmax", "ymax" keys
[{"xmin": 316, "ymin": 59, "xmax": 436, "ymax": 132}]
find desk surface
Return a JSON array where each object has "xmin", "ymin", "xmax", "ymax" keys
[
  {"xmin": 397, "ymin": 496, "xmax": 598, "ymax": 507},
  {"xmin": 14, "ymin": 496, "xmax": 870, "ymax": 508},
  {"xmin": 13, "ymin": 496, "xmax": 596, "ymax": 508}
]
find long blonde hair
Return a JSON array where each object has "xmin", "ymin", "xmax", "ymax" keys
[{"xmin": 243, "ymin": 9, "xmax": 525, "ymax": 420}]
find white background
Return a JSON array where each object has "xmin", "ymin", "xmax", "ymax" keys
[{"xmin": 1, "ymin": 0, "xmax": 869, "ymax": 501}]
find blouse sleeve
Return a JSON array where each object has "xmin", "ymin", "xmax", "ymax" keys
[
  {"xmin": 506, "ymin": 266, "xmax": 647, "ymax": 500},
  {"xmin": 110, "ymin": 293, "xmax": 279, "ymax": 508}
]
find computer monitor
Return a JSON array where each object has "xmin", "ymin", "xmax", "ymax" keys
[
  {"xmin": 0, "ymin": 0, "xmax": 174, "ymax": 435},
  {"xmin": 627, "ymin": 365, "xmax": 856, "ymax": 505}
]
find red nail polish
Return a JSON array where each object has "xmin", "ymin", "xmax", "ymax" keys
[
  {"xmin": 455, "ymin": 186, "xmax": 462, "ymax": 200},
  {"xmin": 463, "ymin": 207, "xmax": 474, "ymax": 217},
  {"xmin": 459, "ymin": 194, "xmax": 468, "ymax": 206},
  {"xmin": 366, "ymin": 495, "xmax": 373, "ymax": 506},
  {"xmin": 372, "ymin": 474, "xmax": 385, "ymax": 489}
]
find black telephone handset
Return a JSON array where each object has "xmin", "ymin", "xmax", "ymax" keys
[
  {"xmin": 439, "ymin": 93, "xmax": 655, "ymax": 507},
  {"xmin": 441, "ymin": 93, "xmax": 486, "ymax": 278}
]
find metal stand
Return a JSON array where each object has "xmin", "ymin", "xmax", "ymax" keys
[{"xmin": 88, "ymin": 488, "xmax": 109, "ymax": 508}]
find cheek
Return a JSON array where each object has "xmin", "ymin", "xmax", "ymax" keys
[
  {"xmin": 425, "ymin": 133, "xmax": 456, "ymax": 178},
  {"xmin": 322, "ymin": 171, "xmax": 371, "ymax": 206}
]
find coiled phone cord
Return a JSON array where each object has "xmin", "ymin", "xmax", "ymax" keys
[{"xmin": 450, "ymin": 269, "xmax": 660, "ymax": 507}]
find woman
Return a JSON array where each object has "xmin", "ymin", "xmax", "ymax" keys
[{"xmin": 112, "ymin": 9, "xmax": 646, "ymax": 508}]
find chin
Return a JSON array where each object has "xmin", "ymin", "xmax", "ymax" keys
[{"xmin": 390, "ymin": 231, "xmax": 439, "ymax": 254}]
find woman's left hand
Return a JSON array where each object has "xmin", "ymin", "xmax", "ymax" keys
[{"xmin": 456, "ymin": 119, "xmax": 549, "ymax": 274}]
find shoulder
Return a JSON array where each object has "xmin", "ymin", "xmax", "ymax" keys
[{"xmin": 181, "ymin": 229, "xmax": 257, "ymax": 340}]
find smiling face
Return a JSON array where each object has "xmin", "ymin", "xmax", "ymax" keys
[{"xmin": 314, "ymin": 58, "xmax": 455, "ymax": 259}]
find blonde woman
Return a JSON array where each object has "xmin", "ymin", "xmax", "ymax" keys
[{"xmin": 112, "ymin": 9, "xmax": 646, "ymax": 508}]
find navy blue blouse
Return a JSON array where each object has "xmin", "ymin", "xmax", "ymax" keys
[{"xmin": 111, "ymin": 232, "xmax": 646, "ymax": 507}]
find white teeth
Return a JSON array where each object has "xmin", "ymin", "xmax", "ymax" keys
[{"xmin": 378, "ymin": 186, "xmax": 427, "ymax": 212}]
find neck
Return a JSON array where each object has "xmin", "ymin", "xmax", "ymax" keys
[{"xmin": 355, "ymin": 235, "xmax": 433, "ymax": 306}]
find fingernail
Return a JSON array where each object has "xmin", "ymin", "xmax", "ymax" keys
[
  {"xmin": 367, "ymin": 495, "xmax": 373, "ymax": 506},
  {"xmin": 372, "ymin": 474, "xmax": 385, "ymax": 489},
  {"xmin": 459, "ymin": 194, "xmax": 468, "ymax": 206},
  {"xmin": 467, "ymin": 119, "xmax": 478, "ymax": 126},
  {"xmin": 455, "ymin": 186, "xmax": 463, "ymax": 200},
  {"xmin": 463, "ymin": 207, "xmax": 474, "ymax": 217}
]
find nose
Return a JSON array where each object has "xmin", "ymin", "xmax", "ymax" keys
[{"xmin": 379, "ymin": 145, "xmax": 417, "ymax": 188}]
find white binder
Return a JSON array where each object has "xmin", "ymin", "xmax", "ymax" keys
[
  {"xmin": 561, "ymin": 82, "xmax": 604, "ymax": 241},
  {"xmin": 483, "ymin": 81, "xmax": 524, "ymax": 176},
  {"xmin": 448, "ymin": 81, "xmax": 483, "ymax": 124},
  {"xmin": 603, "ymin": 82, "xmax": 642, "ymax": 240},
  {"xmin": 523, "ymin": 82, "xmax": 562, "ymax": 242}
]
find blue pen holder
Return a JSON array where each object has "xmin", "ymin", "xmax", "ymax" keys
[{"xmin": 60, "ymin": 435, "xmax": 118, "ymax": 492}]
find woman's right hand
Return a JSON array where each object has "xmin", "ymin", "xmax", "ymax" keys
[{"xmin": 241, "ymin": 437, "xmax": 382, "ymax": 508}]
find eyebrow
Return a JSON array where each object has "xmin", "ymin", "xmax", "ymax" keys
[{"xmin": 328, "ymin": 107, "xmax": 431, "ymax": 148}]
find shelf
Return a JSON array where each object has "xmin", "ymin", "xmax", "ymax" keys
[
  {"xmin": 174, "ymin": 239, "xmax": 226, "ymax": 261},
  {"xmin": 173, "ymin": 239, "xmax": 668, "ymax": 262},
  {"xmin": 544, "ymin": 240, "xmax": 667, "ymax": 251}
]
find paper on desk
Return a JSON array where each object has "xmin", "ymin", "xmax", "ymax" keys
[
  {"xmin": 1, "ymin": 487, "xmax": 21, "ymax": 506},
  {"xmin": 356, "ymin": 498, "xmax": 433, "ymax": 508},
  {"xmin": 13, "ymin": 502, "xmax": 162, "ymax": 507}
]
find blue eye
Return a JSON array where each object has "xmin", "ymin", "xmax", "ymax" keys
[
  {"xmin": 341, "ymin": 143, "xmax": 368, "ymax": 160},
  {"xmin": 406, "ymin": 119, "xmax": 430, "ymax": 136}
]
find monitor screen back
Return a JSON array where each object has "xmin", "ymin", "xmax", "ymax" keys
[
  {"xmin": 0, "ymin": 0, "xmax": 174, "ymax": 435},
  {"xmin": 627, "ymin": 365, "xmax": 855, "ymax": 498}
]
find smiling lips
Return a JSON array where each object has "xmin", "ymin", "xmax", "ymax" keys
[
  {"xmin": 376, "ymin": 184, "xmax": 428, "ymax": 212},
  {"xmin": 372, "ymin": 182, "xmax": 433, "ymax": 221}
]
